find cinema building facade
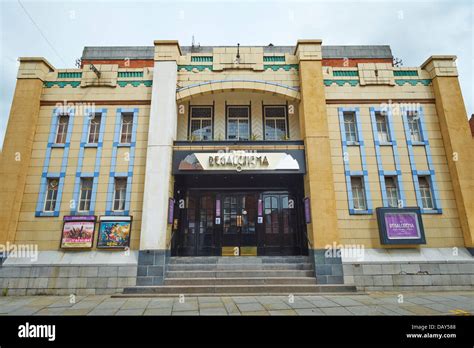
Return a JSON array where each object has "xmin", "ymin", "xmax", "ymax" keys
[{"xmin": 1, "ymin": 40, "xmax": 473, "ymax": 295}]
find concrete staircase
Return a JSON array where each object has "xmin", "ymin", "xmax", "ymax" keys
[{"xmin": 122, "ymin": 256, "xmax": 356, "ymax": 296}]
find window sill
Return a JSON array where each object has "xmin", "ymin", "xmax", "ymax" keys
[
  {"xmin": 349, "ymin": 209, "xmax": 373, "ymax": 215},
  {"xmin": 421, "ymin": 208, "xmax": 442, "ymax": 214},
  {"xmin": 35, "ymin": 211, "xmax": 59, "ymax": 217},
  {"xmin": 51, "ymin": 144, "xmax": 65, "ymax": 148},
  {"xmin": 346, "ymin": 141, "xmax": 360, "ymax": 146},
  {"xmin": 117, "ymin": 143, "xmax": 131, "ymax": 148},
  {"xmin": 106, "ymin": 210, "xmax": 130, "ymax": 216},
  {"xmin": 379, "ymin": 142, "xmax": 393, "ymax": 146},
  {"xmin": 84, "ymin": 143, "xmax": 98, "ymax": 148},
  {"xmin": 411, "ymin": 141, "xmax": 426, "ymax": 146}
]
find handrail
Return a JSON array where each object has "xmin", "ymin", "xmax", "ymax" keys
[
  {"xmin": 302, "ymin": 228, "xmax": 313, "ymax": 249},
  {"xmin": 167, "ymin": 228, "xmax": 178, "ymax": 250}
]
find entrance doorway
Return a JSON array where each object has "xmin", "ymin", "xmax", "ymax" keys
[
  {"xmin": 261, "ymin": 193, "xmax": 298, "ymax": 255},
  {"xmin": 172, "ymin": 174, "xmax": 307, "ymax": 256},
  {"xmin": 221, "ymin": 193, "xmax": 258, "ymax": 250}
]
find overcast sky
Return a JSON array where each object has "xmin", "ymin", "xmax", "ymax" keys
[{"xmin": 0, "ymin": 0, "xmax": 472, "ymax": 147}]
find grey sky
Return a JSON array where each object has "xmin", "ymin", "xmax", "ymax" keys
[{"xmin": 1, "ymin": 0, "xmax": 473, "ymax": 147}]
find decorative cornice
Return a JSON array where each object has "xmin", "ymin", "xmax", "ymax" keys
[
  {"xmin": 324, "ymin": 79, "xmax": 359, "ymax": 87},
  {"xmin": 394, "ymin": 79, "xmax": 431, "ymax": 86},
  {"xmin": 263, "ymin": 64, "xmax": 298, "ymax": 71},
  {"xmin": 43, "ymin": 81, "xmax": 81, "ymax": 88},
  {"xmin": 117, "ymin": 80, "xmax": 152, "ymax": 87},
  {"xmin": 178, "ymin": 65, "xmax": 212, "ymax": 72}
]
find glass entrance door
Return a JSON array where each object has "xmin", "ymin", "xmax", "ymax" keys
[
  {"xmin": 177, "ymin": 192, "xmax": 216, "ymax": 256},
  {"xmin": 261, "ymin": 192, "xmax": 298, "ymax": 255},
  {"xmin": 221, "ymin": 193, "xmax": 257, "ymax": 249}
]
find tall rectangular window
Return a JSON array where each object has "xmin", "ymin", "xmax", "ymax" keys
[
  {"xmin": 264, "ymin": 106, "xmax": 287, "ymax": 140},
  {"xmin": 113, "ymin": 178, "xmax": 127, "ymax": 212},
  {"xmin": 351, "ymin": 176, "xmax": 367, "ymax": 210},
  {"xmin": 87, "ymin": 114, "xmax": 102, "ymax": 144},
  {"xmin": 227, "ymin": 106, "xmax": 250, "ymax": 141},
  {"xmin": 343, "ymin": 112, "xmax": 358, "ymax": 142},
  {"xmin": 120, "ymin": 113, "xmax": 133, "ymax": 144},
  {"xmin": 44, "ymin": 178, "xmax": 59, "ymax": 212},
  {"xmin": 79, "ymin": 178, "xmax": 93, "ymax": 212},
  {"xmin": 55, "ymin": 115, "xmax": 69, "ymax": 144},
  {"xmin": 418, "ymin": 176, "xmax": 434, "ymax": 209},
  {"xmin": 385, "ymin": 176, "xmax": 399, "ymax": 208},
  {"xmin": 190, "ymin": 106, "xmax": 212, "ymax": 140},
  {"xmin": 376, "ymin": 112, "xmax": 390, "ymax": 143},
  {"xmin": 407, "ymin": 112, "xmax": 422, "ymax": 142}
]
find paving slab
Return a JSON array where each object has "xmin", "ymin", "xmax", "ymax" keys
[
  {"xmin": 115, "ymin": 308, "xmax": 145, "ymax": 315},
  {"xmin": 294, "ymin": 308, "xmax": 326, "ymax": 315},
  {"xmin": 236, "ymin": 302, "xmax": 265, "ymax": 312},
  {"xmin": 320, "ymin": 307, "xmax": 353, "ymax": 315}
]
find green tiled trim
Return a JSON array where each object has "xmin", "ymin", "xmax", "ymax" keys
[
  {"xmin": 118, "ymin": 71, "xmax": 144, "ymax": 78},
  {"xmin": 43, "ymin": 81, "xmax": 81, "ymax": 88},
  {"xmin": 263, "ymin": 56, "xmax": 285, "ymax": 62},
  {"xmin": 191, "ymin": 56, "xmax": 213, "ymax": 62},
  {"xmin": 395, "ymin": 79, "xmax": 431, "ymax": 86},
  {"xmin": 178, "ymin": 65, "xmax": 212, "ymax": 72},
  {"xmin": 57, "ymin": 72, "xmax": 82, "ymax": 78},
  {"xmin": 333, "ymin": 71, "xmax": 359, "ymax": 77},
  {"xmin": 394, "ymin": 70, "xmax": 419, "ymax": 77},
  {"xmin": 264, "ymin": 64, "xmax": 298, "ymax": 71},
  {"xmin": 324, "ymin": 79, "xmax": 359, "ymax": 87},
  {"xmin": 117, "ymin": 80, "xmax": 152, "ymax": 87}
]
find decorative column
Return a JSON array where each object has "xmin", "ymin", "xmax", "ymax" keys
[
  {"xmin": 138, "ymin": 41, "xmax": 181, "ymax": 285},
  {"xmin": 296, "ymin": 40, "xmax": 343, "ymax": 283},
  {"xmin": 421, "ymin": 56, "xmax": 474, "ymax": 253},
  {"xmin": 0, "ymin": 58, "xmax": 54, "ymax": 246}
]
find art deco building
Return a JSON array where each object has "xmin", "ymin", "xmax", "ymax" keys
[{"xmin": 0, "ymin": 40, "xmax": 473, "ymax": 295}]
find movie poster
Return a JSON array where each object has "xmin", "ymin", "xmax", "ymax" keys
[
  {"xmin": 97, "ymin": 216, "xmax": 132, "ymax": 249},
  {"xmin": 60, "ymin": 216, "xmax": 96, "ymax": 249}
]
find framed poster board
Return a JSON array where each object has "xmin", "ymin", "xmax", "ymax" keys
[
  {"xmin": 97, "ymin": 216, "xmax": 132, "ymax": 249},
  {"xmin": 168, "ymin": 198, "xmax": 175, "ymax": 225},
  {"xmin": 60, "ymin": 215, "xmax": 96, "ymax": 249},
  {"xmin": 376, "ymin": 207, "xmax": 426, "ymax": 245},
  {"xmin": 304, "ymin": 197, "xmax": 311, "ymax": 224}
]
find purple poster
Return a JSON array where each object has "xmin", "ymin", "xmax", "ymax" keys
[
  {"xmin": 304, "ymin": 197, "xmax": 311, "ymax": 224},
  {"xmin": 257, "ymin": 199, "xmax": 263, "ymax": 217},
  {"xmin": 385, "ymin": 213, "xmax": 420, "ymax": 239},
  {"xmin": 168, "ymin": 198, "xmax": 175, "ymax": 224},
  {"xmin": 216, "ymin": 199, "xmax": 221, "ymax": 217}
]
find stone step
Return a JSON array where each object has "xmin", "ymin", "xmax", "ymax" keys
[
  {"xmin": 167, "ymin": 263, "xmax": 314, "ymax": 271},
  {"xmin": 122, "ymin": 284, "xmax": 356, "ymax": 295},
  {"xmin": 164, "ymin": 277, "xmax": 317, "ymax": 286},
  {"xmin": 165, "ymin": 270, "xmax": 315, "ymax": 278},
  {"xmin": 168, "ymin": 256, "xmax": 311, "ymax": 264}
]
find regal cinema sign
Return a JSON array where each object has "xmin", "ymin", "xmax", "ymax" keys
[{"xmin": 178, "ymin": 150, "xmax": 300, "ymax": 172}]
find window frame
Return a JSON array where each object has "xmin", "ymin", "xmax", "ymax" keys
[
  {"xmin": 263, "ymin": 105, "xmax": 288, "ymax": 141},
  {"xmin": 78, "ymin": 177, "xmax": 94, "ymax": 212},
  {"xmin": 119, "ymin": 113, "xmax": 134, "ymax": 145},
  {"xmin": 188, "ymin": 105, "xmax": 214, "ymax": 141},
  {"xmin": 43, "ymin": 178, "xmax": 59, "ymax": 212},
  {"xmin": 87, "ymin": 113, "xmax": 102, "ymax": 144},
  {"xmin": 407, "ymin": 112, "xmax": 423, "ymax": 143},
  {"xmin": 384, "ymin": 176, "xmax": 400, "ymax": 208},
  {"xmin": 375, "ymin": 112, "xmax": 391, "ymax": 143},
  {"xmin": 226, "ymin": 105, "xmax": 251, "ymax": 141},
  {"xmin": 343, "ymin": 112, "xmax": 358, "ymax": 143},
  {"xmin": 55, "ymin": 114, "xmax": 70, "ymax": 144},
  {"xmin": 113, "ymin": 177, "xmax": 127, "ymax": 212},
  {"xmin": 418, "ymin": 176, "xmax": 435, "ymax": 210},
  {"xmin": 350, "ymin": 176, "xmax": 367, "ymax": 211}
]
